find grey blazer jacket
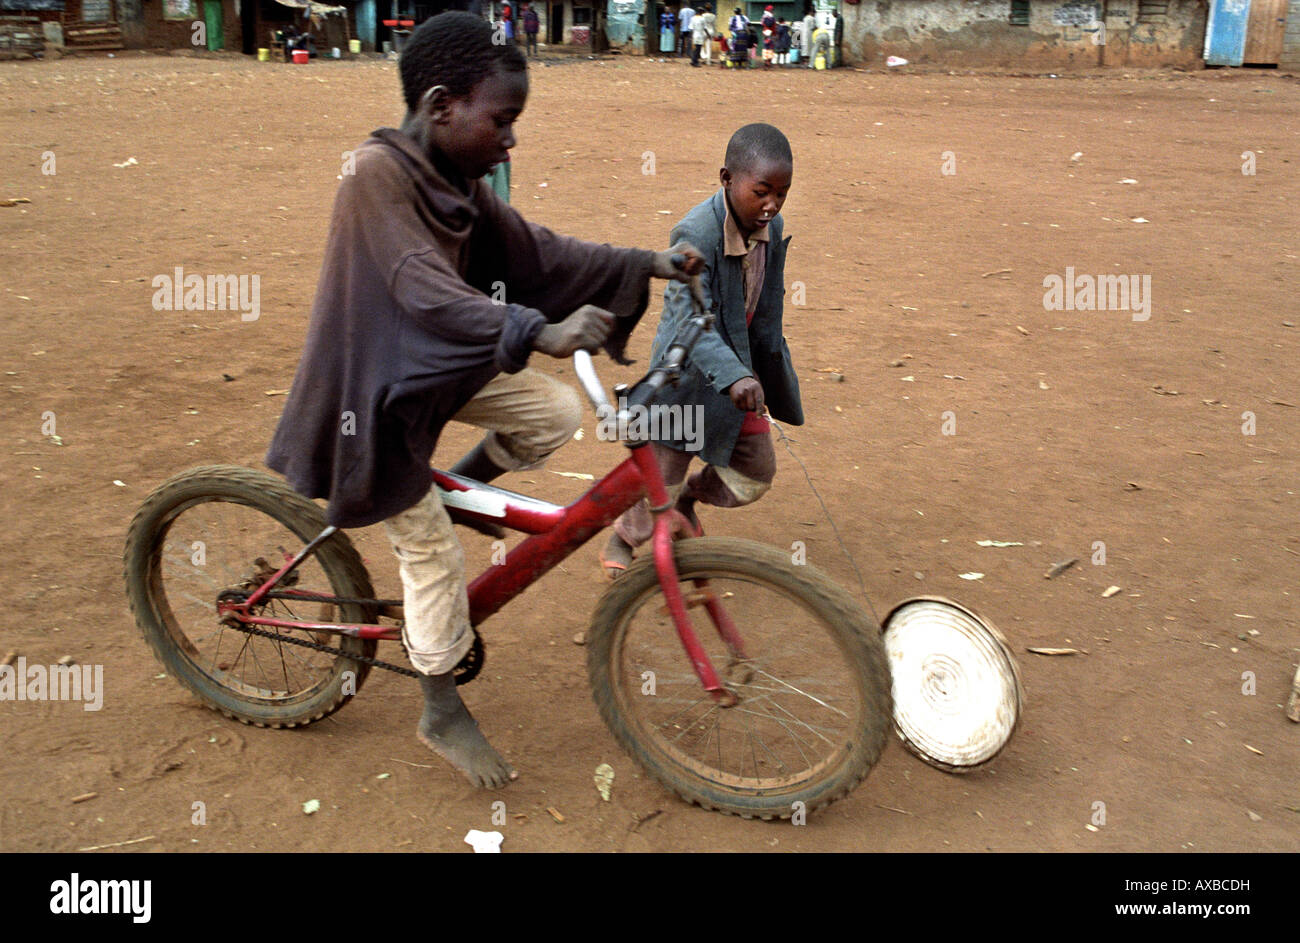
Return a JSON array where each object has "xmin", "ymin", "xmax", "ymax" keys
[{"xmin": 646, "ymin": 189, "xmax": 804, "ymax": 467}]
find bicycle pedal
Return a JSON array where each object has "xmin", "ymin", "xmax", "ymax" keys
[
  {"xmin": 682, "ymin": 590, "xmax": 712, "ymax": 608},
  {"xmin": 660, "ymin": 590, "xmax": 712, "ymax": 615}
]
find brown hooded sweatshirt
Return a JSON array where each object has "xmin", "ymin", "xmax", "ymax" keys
[{"xmin": 266, "ymin": 127, "xmax": 655, "ymax": 528}]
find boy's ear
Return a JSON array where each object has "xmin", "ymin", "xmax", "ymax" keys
[
  {"xmin": 719, "ymin": 167, "xmax": 731, "ymax": 189},
  {"xmin": 419, "ymin": 84, "xmax": 454, "ymax": 124}
]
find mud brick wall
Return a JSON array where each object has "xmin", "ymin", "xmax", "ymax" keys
[
  {"xmin": 842, "ymin": 0, "xmax": 1207, "ymax": 69},
  {"xmin": 1282, "ymin": 0, "xmax": 1300, "ymax": 68},
  {"xmin": 134, "ymin": 0, "xmax": 242, "ymax": 50}
]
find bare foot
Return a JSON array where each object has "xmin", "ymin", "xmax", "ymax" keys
[
  {"xmin": 416, "ymin": 672, "xmax": 517, "ymax": 788},
  {"xmin": 600, "ymin": 533, "xmax": 634, "ymax": 580}
]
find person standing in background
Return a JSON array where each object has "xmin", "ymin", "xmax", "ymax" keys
[
  {"xmin": 522, "ymin": 2, "xmax": 540, "ymax": 56},
  {"xmin": 811, "ymin": 17, "xmax": 830, "ymax": 69},
  {"xmin": 760, "ymin": 3, "xmax": 775, "ymax": 68},
  {"xmin": 801, "ymin": 5, "xmax": 815, "ymax": 66},
  {"xmin": 833, "ymin": 8, "xmax": 844, "ymax": 67},
  {"xmin": 774, "ymin": 17, "xmax": 790, "ymax": 65},
  {"xmin": 501, "ymin": 1, "xmax": 515, "ymax": 43},
  {"xmin": 679, "ymin": 3, "xmax": 696, "ymax": 57},
  {"xmin": 690, "ymin": 4, "xmax": 708, "ymax": 66},
  {"xmin": 696, "ymin": 3, "xmax": 716, "ymax": 65},
  {"xmin": 726, "ymin": 7, "xmax": 749, "ymax": 68},
  {"xmin": 660, "ymin": 5, "xmax": 678, "ymax": 54}
]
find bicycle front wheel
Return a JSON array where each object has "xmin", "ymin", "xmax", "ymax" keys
[
  {"xmin": 587, "ymin": 537, "xmax": 892, "ymax": 819},
  {"xmin": 123, "ymin": 465, "xmax": 378, "ymax": 727}
]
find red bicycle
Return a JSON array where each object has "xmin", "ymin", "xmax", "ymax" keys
[{"xmin": 123, "ymin": 310, "xmax": 893, "ymax": 819}]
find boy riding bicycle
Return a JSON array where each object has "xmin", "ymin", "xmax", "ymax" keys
[{"xmin": 265, "ymin": 12, "xmax": 701, "ymax": 788}]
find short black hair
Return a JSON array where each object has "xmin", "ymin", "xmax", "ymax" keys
[
  {"xmin": 724, "ymin": 123, "xmax": 793, "ymax": 175},
  {"xmin": 400, "ymin": 11, "xmax": 527, "ymax": 112}
]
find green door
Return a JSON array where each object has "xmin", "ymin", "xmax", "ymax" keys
[{"xmin": 204, "ymin": 0, "xmax": 224, "ymax": 51}]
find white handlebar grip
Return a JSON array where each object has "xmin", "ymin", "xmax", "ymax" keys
[{"xmin": 573, "ymin": 351, "xmax": 611, "ymax": 414}]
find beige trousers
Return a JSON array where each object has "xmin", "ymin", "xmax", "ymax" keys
[{"xmin": 382, "ymin": 368, "xmax": 582, "ymax": 675}]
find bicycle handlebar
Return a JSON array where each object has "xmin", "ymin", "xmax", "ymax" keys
[
  {"xmin": 572, "ymin": 350, "xmax": 612, "ymax": 414},
  {"xmin": 572, "ymin": 272, "xmax": 711, "ymax": 421}
]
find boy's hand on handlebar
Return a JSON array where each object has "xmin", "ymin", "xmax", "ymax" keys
[
  {"xmin": 534, "ymin": 305, "xmax": 615, "ymax": 358},
  {"xmin": 652, "ymin": 242, "xmax": 705, "ymax": 282},
  {"xmin": 728, "ymin": 377, "xmax": 765, "ymax": 413}
]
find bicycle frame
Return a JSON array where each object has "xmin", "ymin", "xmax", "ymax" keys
[{"xmin": 217, "ymin": 442, "xmax": 746, "ymax": 702}]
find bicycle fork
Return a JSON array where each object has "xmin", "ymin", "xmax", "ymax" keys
[{"xmin": 644, "ymin": 471, "xmax": 750, "ymax": 708}]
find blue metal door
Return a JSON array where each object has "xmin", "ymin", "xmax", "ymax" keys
[
  {"xmin": 357, "ymin": 0, "xmax": 376, "ymax": 47},
  {"xmin": 1204, "ymin": 0, "xmax": 1251, "ymax": 66}
]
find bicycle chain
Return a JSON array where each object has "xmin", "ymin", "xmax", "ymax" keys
[{"xmin": 222, "ymin": 621, "xmax": 484, "ymax": 685}]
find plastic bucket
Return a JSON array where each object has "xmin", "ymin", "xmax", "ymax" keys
[
  {"xmin": 331, "ymin": 46, "xmax": 340, "ymax": 58},
  {"xmin": 257, "ymin": 47, "xmax": 269, "ymax": 61},
  {"xmin": 348, "ymin": 38, "xmax": 361, "ymax": 54},
  {"xmin": 292, "ymin": 48, "xmax": 309, "ymax": 64}
]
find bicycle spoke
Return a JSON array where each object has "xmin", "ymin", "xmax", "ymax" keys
[
  {"xmin": 737, "ymin": 691, "xmax": 842, "ymax": 747},
  {"xmin": 731, "ymin": 701, "xmax": 823, "ymax": 761},
  {"xmin": 743, "ymin": 709, "xmax": 761, "ymax": 778},
  {"xmin": 738, "ymin": 703, "xmax": 791, "ymax": 776},
  {"xmin": 668, "ymin": 702, "xmax": 719, "ymax": 745},
  {"xmin": 174, "ymin": 588, "xmax": 217, "ymax": 613},
  {"xmin": 269, "ymin": 630, "xmax": 291, "ymax": 693},
  {"xmin": 750, "ymin": 666, "xmax": 848, "ymax": 718},
  {"xmin": 164, "ymin": 554, "xmax": 225, "ymax": 590},
  {"xmin": 657, "ymin": 689, "xmax": 715, "ymax": 730}
]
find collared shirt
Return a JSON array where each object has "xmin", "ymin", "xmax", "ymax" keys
[
  {"xmin": 680, "ymin": 6, "xmax": 695, "ymax": 30},
  {"xmin": 722, "ymin": 195, "xmax": 772, "ymax": 435},
  {"xmin": 722, "ymin": 195, "xmax": 769, "ymax": 320}
]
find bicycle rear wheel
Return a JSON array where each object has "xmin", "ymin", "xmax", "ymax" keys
[
  {"xmin": 123, "ymin": 465, "xmax": 378, "ymax": 727},
  {"xmin": 587, "ymin": 538, "xmax": 892, "ymax": 819}
]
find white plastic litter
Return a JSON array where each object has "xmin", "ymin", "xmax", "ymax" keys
[
  {"xmin": 594, "ymin": 763, "xmax": 615, "ymax": 801},
  {"xmin": 885, "ymin": 55, "xmax": 908, "ymax": 67},
  {"xmin": 464, "ymin": 829, "xmax": 504, "ymax": 853}
]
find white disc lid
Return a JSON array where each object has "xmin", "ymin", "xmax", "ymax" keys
[{"xmin": 882, "ymin": 597, "xmax": 1024, "ymax": 772}]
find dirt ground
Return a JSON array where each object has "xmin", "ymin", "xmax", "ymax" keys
[{"xmin": 1, "ymin": 50, "xmax": 1297, "ymax": 854}]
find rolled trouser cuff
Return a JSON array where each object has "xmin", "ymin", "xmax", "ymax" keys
[{"xmin": 404, "ymin": 623, "xmax": 475, "ymax": 676}]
